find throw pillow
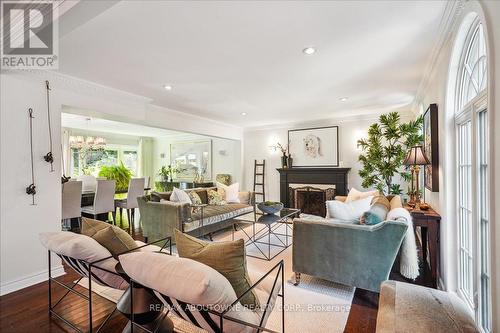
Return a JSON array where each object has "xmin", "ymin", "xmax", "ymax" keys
[
  {"xmin": 217, "ymin": 182, "xmax": 240, "ymax": 203},
  {"xmin": 170, "ymin": 187, "xmax": 192, "ymax": 204},
  {"xmin": 345, "ymin": 187, "xmax": 380, "ymax": 202},
  {"xmin": 360, "ymin": 195, "xmax": 391, "ymax": 225},
  {"xmin": 389, "ymin": 195, "xmax": 403, "ymax": 210},
  {"xmin": 188, "ymin": 191, "xmax": 203, "ymax": 213},
  {"xmin": 81, "ymin": 218, "xmax": 137, "ymax": 258},
  {"xmin": 174, "ymin": 229, "xmax": 259, "ymax": 309},
  {"xmin": 81, "ymin": 217, "xmax": 109, "ymax": 237},
  {"xmin": 325, "ymin": 196, "xmax": 373, "ymax": 221},
  {"xmin": 39, "ymin": 231, "xmax": 127, "ymax": 289},
  {"xmin": 208, "ymin": 189, "xmax": 226, "ymax": 206}
]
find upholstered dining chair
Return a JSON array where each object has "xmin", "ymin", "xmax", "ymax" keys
[
  {"xmin": 62, "ymin": 180, "xmax": 82, "ymax": 231},
  {"xmin": 82, "ymin": 179, "xmax": 116, "ymax": 222},
  {"xmin": 115, "ymin": 178, "xmax": 145, "ymax": 234}
]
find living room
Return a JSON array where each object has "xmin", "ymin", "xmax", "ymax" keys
[{"xmin": 1, "ymin": 1, "xmax": 499, "ymax": 333}]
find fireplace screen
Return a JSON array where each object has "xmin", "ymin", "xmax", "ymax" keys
[{"xmin": 289, "ymin": 186, "xmax": 335, "ymax": 217}]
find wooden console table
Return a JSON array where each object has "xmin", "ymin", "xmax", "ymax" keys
[{"xmin": 405, "ymin": 205, "xmax": 441, "ymax": 288}]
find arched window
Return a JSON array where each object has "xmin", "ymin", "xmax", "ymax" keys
[{"xmin": 453, "ymin": 17, "xmax": 491, "ymax": 332}]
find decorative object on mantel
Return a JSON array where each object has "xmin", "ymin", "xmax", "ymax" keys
[
  {"xmin": 271, "ymin": 142, "xmax": 289, "ymax": 168},
  {"xmin": 26, "ymin": 108, "xmax": 36, "ymax": 205},
  {"xmin": 43, "ymin": 80, "xmax": 54, "ymax": 172},
  {"xmin": 257, "ymin": 201, "xmax": 284, "ymax": 215},
  {"xmin": 358, "ymin": 112, "xmax": 423, "ymax": 195},
  {"xmin": 404, "ymin": 145, "xmax": 430, "ymax": 208},
  {"xmin": 423, "ymin": 103, "xmax": 439, "ymax": 192},
  {"xmin": 158, "ymin": 165, "xmax": 178, "ymax": 182},
  {"xmin": 288, "ymin": 126, "xmax": 339, "ymax": 167}
]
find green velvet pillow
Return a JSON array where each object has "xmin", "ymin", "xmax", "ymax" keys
[
  {"xmin": 360, "ymin": 196, "xmax": 391, "ymax": 225},
  {"xmin": 81, "ymin": 218, "xmax": 137, "ymax": 258},
  {"xmin": 174, "ymin": 229, "xmax": 259, "ymax": 309}
]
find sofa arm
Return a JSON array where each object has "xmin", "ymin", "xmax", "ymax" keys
[
  {"xmin": 138, "ymin": 197, "xmax": 191, "ymax": 241},
  {"xmin": 334, "ymin": 195, "xmax": 347, "ymax": 202},
  {"xmin": 292, "ymin": 218, "xmax": 407, "ymax": 292}
]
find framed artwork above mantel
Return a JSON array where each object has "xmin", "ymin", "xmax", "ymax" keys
[
  {"xmin": 423, "ymin": 103, "xmax": 439, "ymax": 192},
  {"xmin": 288, "ymin": 126, "xmax": 339, "ymax": 167}
]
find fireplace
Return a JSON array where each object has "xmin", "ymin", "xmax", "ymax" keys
[
  {"xmin": 289, "ymin": 185, "xmax": 335, "ymax": 217},
  {"xmin": 277, "ymin": 168, "xmax": 351, "ymax": 210}
]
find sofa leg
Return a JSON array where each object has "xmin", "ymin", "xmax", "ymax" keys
[
  {"xmin": 208, "ymin": 233, "xmax": 213, "ymax": 241},
  {"xmin": 293, "ymin": 272, "xmax": 301, "ymax": 286}
]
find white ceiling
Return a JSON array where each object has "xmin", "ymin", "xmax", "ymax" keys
[{"xmin": 58, "ymin": 0, "xmax": 447, "ymax": 127}]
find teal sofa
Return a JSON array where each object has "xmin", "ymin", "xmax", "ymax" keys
[{"xmin": 292, "ymin": 218, "xmax": 408, "ymax": 292}]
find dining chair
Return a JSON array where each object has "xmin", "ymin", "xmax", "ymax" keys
[
  {"xmin": 62, "ymin": 180, "xmax": 82, "ymax": 231},
  {"xmin": 78, "ymin": 174, "xmax": 97, "ymax": 193},
  {"xmin": 82, "ymin": 179, "xmax": 116, "ymax": 222},
  {"xmin": 115, "ymin": 177, "xmax": 145, "ymax": 234}
]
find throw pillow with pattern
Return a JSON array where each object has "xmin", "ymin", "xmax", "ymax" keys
[
  {"xmin": 188, "ymin": 191, "xmax": 203, "ymax": 213},
  {"xmin": 208, "ymin": 189, "xmax": 226, "ymax": 206}
]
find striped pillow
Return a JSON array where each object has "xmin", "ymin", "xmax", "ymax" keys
[{"xmin": 360, "ymin": 195, "xmax": 391, "ymax": 225}]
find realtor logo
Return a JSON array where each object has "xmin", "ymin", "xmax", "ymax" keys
[{"xmin": 1, "ymin": 1, "xmax": 58, "ymax": 69}]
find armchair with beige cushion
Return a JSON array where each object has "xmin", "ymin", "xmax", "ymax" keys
[{"xmin": 138, "ymin": 187, "xmax": 256, "ymax": 242}]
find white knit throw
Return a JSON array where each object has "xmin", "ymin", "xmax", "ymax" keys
[{"xmin": 388, "ymin": 207, "xmax": 420, "ymax": 280}]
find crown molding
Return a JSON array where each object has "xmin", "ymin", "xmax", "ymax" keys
[
  {"xmin": 412, "ymin": 0, "xmax": 466, "ymax": 112},
  {"xmin": 2, "ymin": 69, "xmax": 154, "ymax": 106},
  {"xmin": 244, "ymin": 109, "xmax": 415, "ymax": 132}
]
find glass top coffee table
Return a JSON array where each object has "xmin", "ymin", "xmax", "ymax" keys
[{"xmin": 233, "ymin": 208, "xmax": 300, "ymax": 261}]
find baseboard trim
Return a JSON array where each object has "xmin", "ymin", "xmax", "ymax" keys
[{"xmin": 0, "ymin": 266, "xmax": 65, "ymax": 296}]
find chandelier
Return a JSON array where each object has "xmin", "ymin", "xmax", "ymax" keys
[{"xmin": 69, "ymin": 135, "xmax": 106, "ymax": 150}]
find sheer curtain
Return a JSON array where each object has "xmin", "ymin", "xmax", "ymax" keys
[{"xmin": 138, "ymin": 137, "xmax": 155, "ymax": 188}]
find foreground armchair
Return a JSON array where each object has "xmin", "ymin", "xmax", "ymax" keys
[
  {"xmin": 292, "ymin": 218, "xmax": 407, "ymax": 292},
  {"xmin": 119, "ymin": 251, "xmax": 284, "ymax": 333},
  {"xmin": 39, "ymin": 231, "xmax": 170, "ymax": 332}
]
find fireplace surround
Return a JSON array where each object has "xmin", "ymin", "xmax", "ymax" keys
[{"xmin": 277, "ymin": 168, "xmax": 351, "ymax": 212}]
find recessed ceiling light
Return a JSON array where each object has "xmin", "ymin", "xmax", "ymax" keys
[
  {"xmin": 241, "ymin": 112, "xmax": 247, "ymax": 116},
  {"xmin": 302, "ymin": 47, "xmax": 316, "ymax": 55},
  {"xmin": 339, "ymin": 97, "xmax": 348, "ymax": 102},
  {"xmin": 163, "ymin": 85, "xmax": 172, "ymax": 91}
]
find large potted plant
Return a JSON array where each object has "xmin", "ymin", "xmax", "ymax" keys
[
  {"xmin": 357, "ymin": 112, "xmax": 423, "ymax": 195},
  {"xmin": 98, "ymin": 162, "xmax": 133, "ymax": 192}
]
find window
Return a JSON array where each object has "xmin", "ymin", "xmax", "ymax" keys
[
  {"xmin": 71, "ymin": 146, "xmax": 137, "ymax": 177},
  {"xmin": 454, "ymin": 19, "xmax": 491, "ymax": 332}
]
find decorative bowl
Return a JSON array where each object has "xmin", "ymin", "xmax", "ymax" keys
[{"xmin": 257, "ymin": 201, "xmax": 284, "ymax": 215}]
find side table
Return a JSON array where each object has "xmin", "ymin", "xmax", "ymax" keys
[
  {"xmin": 115, "ymin": 263, "xmax": 174, "ymax": 333},
  {"xmin": 405, "ymin": 205, "xmax": 441, "ymax": 288}
]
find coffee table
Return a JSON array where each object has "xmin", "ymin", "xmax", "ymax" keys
[{"xmin": 233, "ymin": 208, "xmax": 300, "ymax": 261}]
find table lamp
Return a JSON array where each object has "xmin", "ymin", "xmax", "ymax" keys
[{"xmin": 404, "ymin": 145, "xmax": 430, "ymax": 208}]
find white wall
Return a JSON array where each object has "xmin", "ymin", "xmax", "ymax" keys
[
  {"xmin": 0, "ymin": 71, "xmax": 243, "ymax": 295},
  {"xmin": 242, "ymin": 113, "xmax": 413, "ymax": 202},
  {"xmin": 414, "ymin": 1, "xmax": 500, "ymax": 330}
]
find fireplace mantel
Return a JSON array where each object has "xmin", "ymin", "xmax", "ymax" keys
[{"xmin": 277, "ymin": 168, "xmax": 351, "ymax": 207}]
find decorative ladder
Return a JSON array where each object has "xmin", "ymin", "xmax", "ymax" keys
[{"xmin": 253, "ymin": 160, "xmax": 266, "ymax": 203}]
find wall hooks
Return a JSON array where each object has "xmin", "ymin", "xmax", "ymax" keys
[
  {"xmin": 26, "ymin": 108, "xmax": 37, "ymax": 205},
  {"xmin": 43, "ymin": 80, "xmax": 54, "ymax": 172}
]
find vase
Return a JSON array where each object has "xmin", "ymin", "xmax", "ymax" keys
[
  {"xmin": 281, "ymin": 155, "xmax": 288, "ymax": 168},
  {"xmin": 287, "ymin": 155, "xmax": 293, "ymax": 168}
]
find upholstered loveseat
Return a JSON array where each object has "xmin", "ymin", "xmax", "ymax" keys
[
  {"xmin": 292, "ymin": 194, "xmax": 410, "ymax": 292},
  {"xmin": 138, "ymin": 187, "xmax": 256, "ymax": 242}
]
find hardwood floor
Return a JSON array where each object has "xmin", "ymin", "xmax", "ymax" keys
[{"xmin": 0, "ymin": 227, "xmax": 434, "ymax": 333}]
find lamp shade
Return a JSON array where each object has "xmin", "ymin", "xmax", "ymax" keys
[{"xmin": 404, "ymin": 145, "xmax": 430, "ymax": 166}]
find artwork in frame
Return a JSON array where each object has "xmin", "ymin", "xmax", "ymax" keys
[
  {"xmin": 423, "ymin": 104, "xmax": 439, "ymax": 192},
  {"xmin": 170, "ymin": 140, "xmax": 212, "ymax": 181},
  {"xmin": 288, "ymin": 126, "xmax": 339, "ymax": 167}
]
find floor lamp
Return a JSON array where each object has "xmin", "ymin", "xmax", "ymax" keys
[{"xmin": 404, "ymin": 145, "xmax": 430, "ymax": 208}]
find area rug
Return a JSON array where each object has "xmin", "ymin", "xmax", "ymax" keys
[{"xmin": 78, "ymin": 223, "xmax": 354, "ymax": 333}]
